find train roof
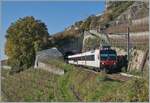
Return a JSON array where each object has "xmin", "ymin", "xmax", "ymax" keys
[{"xmin": 68, "ymin": 49, "xmax": 99, "ymax": 58}]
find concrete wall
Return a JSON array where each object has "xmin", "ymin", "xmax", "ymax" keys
[
  {"xmin": 128, "ymin": 49, "xmax": 145, "ymax": 71},
  {"xmin": 36, "ymin": 62, "xmax": 64, "ymax": 75}
]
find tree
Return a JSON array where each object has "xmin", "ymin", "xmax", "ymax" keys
[
  {"xmin": 81, "ymin": 16, "xmax": 92, "ymax": 30},
  {"xmin": 5, "ymin": 16, "xmax": 49, "ymax": 73}
]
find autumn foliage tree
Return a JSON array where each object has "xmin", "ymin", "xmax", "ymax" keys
[{"xmin": 5, "ymin": 16, "xmax": 49, "ymax": 73}]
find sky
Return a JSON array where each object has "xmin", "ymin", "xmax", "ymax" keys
[{"xmin": 1, "ymin": 1, "xmax": 105, "ymax": 60}]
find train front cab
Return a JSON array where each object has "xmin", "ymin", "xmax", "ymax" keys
[{"xmin": 99, "ymin": 48, "xmax": 117, "ymax": 73}]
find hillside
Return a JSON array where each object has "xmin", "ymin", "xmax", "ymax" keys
[
  {"xmin": 1, "ymin": 60, "xmax": 149, "ymax": 102},
  {"xmin": 50, "ymin": 1, "xmax": 148, "ymax": 54}
]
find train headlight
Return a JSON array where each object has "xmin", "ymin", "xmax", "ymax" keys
[{"xmin": 102, "ymin": 62, "xmax": 105, "ymax": 65}]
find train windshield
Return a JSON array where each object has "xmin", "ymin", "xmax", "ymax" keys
[{"xmin": 100, "ymin": 50, "xmax": 117, "ymax": 60}]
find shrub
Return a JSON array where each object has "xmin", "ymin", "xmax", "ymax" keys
[{"xmin": 5, "ymin": 16, "xmax": 49, "ymax": 73}]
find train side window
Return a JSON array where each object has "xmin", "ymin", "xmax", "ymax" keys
[
  {"xmin": 79, "ymin": 57, "xmax": 81, "ymax": 60},
  {"xmin": 78, "ymin": 57, "xmax": 80, "ymax": 60},
  {"xmin": 91, "ymin": 55, "xmax": 94, "ymax": 60},
  {"xmin": 86, "ymin": 55, "xmax": 95, "ymax": 61},
  {"xmin": 82, "ymin": 56, "xmax": 84, "ymax": 60},
  {"xmin": 81, "ymin": 56, "xmax": 84, "ymax": 60}
]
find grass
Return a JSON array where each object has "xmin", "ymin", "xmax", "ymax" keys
[
  {"xmin": 127, "ymin": 69, "xmax": 142, "ymax": 76},
  {"xmin": 102, "ymin": 77, "xmax": 149, "ymax": 102},
  {"xmin": 1, "ymin": 59, "xmax": 149, "ymax": 102},
  {"xmin": 2, "ymin": 69, "xmax": 63, "ymax": 101}
]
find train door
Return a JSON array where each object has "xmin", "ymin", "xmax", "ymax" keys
[{"xmin": 95, "ymin": 49, "xmax": 100, "ymax": 68}]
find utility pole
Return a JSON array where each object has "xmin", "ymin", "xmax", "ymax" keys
[{"xmin": 127, "ymin": 27, "xmax": 130, "ymax": 61}]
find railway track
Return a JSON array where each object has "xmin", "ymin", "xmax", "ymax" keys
[
  {"xmin": 107, "ymin": 73, "xmax": 130, "ymax": 82},
  {"xmin": 76, "ymin": 66, "xmax": 141, "ymax": 82},
  {"xmin": 107, "ymin": 72, "xmax": 142, "ymax": 82},
  {"xmin": 75, "ymin": 66, "xmax": 98, "ymax": 74}
]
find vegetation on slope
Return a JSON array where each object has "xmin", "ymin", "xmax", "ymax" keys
[
  {"xmin": 5, "ymin": 16, "xmax": 50, "ymax": 73},
  {"xmin": 107, "ymin": 1, "xmax": 134, "ymax": 19},
  {"xmin": 83, "ymin": 37, "xmax": 100, "ymax": 51},
  {"xmin": 1, "ymin": 60, "xmax": 148, "ymax": 102},
  {"xmin": 51, "ymin": 1, "xmax": 135, "ymax": 49},
  {"xmin": 102, "ymin": 78, "xmax": 149, "ymax": 102}
]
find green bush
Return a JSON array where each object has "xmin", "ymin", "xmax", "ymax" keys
[{"xmin": 5, "ymin": 16, "xmax": 49, "ymax": 73}]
